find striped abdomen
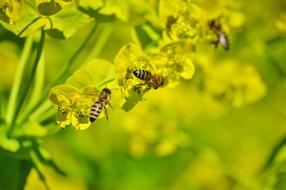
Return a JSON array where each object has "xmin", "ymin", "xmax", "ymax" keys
[
  {"xmin": 89, "ymin": 102, "xmax": 103, "ymax": 122},
  {"xmin": 133, "ymin": 70, "xmax": 152, "ymax": 81}
]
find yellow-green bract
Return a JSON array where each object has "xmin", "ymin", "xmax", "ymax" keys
[
  {"xmin": 49, "ymin": 59, "xmax": 117, "ymax": 130},
  {"xmin": 113, "ymin": 42, "xmax": 195, "ymax": 110}
]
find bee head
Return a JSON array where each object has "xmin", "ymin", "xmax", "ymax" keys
[
  {"xmin": 209, "ymin": 19, "xmax": 221, "ymax": 30},
  {"xmin": 209, "ymin": 19, "xmax": 215, "ymax": 28},
  {"xmin": 102, "ymin": 88, "xmax": 111, "ymax": 94},
  {"xmin": 152, "ymin": 75, "xmax": 164, "ymax": 89}
]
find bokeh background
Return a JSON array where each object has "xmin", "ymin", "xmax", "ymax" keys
[{"xmin": 1, "ymin": 0, "xmax": 286, "ymax": 189}]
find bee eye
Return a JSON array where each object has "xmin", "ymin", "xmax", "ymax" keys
[{"xmin": 102, "ymin": 88, "xmax": 111, "ymax": 94}]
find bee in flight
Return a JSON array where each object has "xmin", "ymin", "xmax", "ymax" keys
[
  {"xmin": 133, "ymin": 69, "xmax": 164, "ymax": 90},
  {"xmin": 90, "ymin": 88, "xmax": 112, "ymax": 122},
  {"xmin": 209, "ymin": 19, "xmax": 230, "ymax": 50}
]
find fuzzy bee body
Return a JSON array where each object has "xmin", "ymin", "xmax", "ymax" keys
[
  {"xmin": 89, "ymin": 88, "xmax": 111, "ymax": 122},
  {"xmin": 209, "ymin": 20, "xmax": 230, "ymax": 50},
  {"xmin": 133, "ymin": 69, "xmax": 164, "ymax": 89}
]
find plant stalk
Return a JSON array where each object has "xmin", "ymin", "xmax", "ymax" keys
[
  {"xmin": 261, "ymin": 134, "xmax": 286, "ymax": 173},
  {"xmin": 7, "ymin": 30, "xmax": 45, "ymax": 137},
  {"xmin": 6, "ymin": 37, "xmax": 33, "ymax": 125}
]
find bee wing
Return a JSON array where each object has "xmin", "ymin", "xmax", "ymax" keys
[{"xmin": 82, "ymin": 85, "xmax": 100, "ymax": 102}]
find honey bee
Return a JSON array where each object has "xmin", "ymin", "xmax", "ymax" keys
[
  {"xmin": 89, "ymin": 88, "xmax": 112, "ymax": 122},
  {"xmin": 209, "ymin": 19, "xmax": 230, "ymax": 50},
  {"xmin": 133, "ymin": 69, "xmax": 164, "ymax": 89}
]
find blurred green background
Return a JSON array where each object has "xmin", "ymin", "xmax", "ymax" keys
[{"xmin": 1, "ymin": 0, "xmax": 286, "ymax": 190}]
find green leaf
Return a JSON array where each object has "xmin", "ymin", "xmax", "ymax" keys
[
  {"xmin": 121, "ymin": 88, "xmax": 143, "ymax": 112},
  {"xmin": 45, "ymin": 28, "xmax": 65, "ymax": 38},
  {"xmin": 266, "ymin": 37, "xmax": 286, "ymax": 76},
  {"xmin": 36, "ymin": 0, "xmax": 63, "ymax": 16},
  {"xmin": 45, "ymin": 3, "xmax": 92, "ymax": 39},
  {"xmin": 76, "ymin": 0, "xmax": 128, "ymax": 22},
  {"xmin": 128, "ymin": 0, "xmax": 161, "ymax": 27},
  {"xmin": 66, "ymin": 58, "xmax": 115, "ymax": 89},
  {"xmin": 0, "ymin": 128, "xmax": 20, "ymax": 152},
  {"xmin": 273, "ymin": 172, "xmax": 286, "ymax": 190},
  {"xmin": 134, "ymin": 24, "xmax": 161, "ymax": 49},
  {"xmin": 0, "ymin": 117, "xmax": 5, "ymax": 125},
  {"xmin": 99, "ymin": 0, "xmax": 128, "ymax": 22},
  {"xmin": 0, "ymin": 152, "xmax": 32, "ymax": 190}
]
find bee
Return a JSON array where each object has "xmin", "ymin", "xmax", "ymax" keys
[
  {"xmin": 133, "ymin": 69, "xmax": 164, "ymax": 89},
  {"xmin": 89, "ymin": 88, "xmax": 112, "ymax": 122},
  {"xmin": 209, "ymin": 19, "xmax": 230, "ymax": 50}
]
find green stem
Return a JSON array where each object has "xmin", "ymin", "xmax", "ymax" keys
[
  {"xmin": 18, "ymin": 17, "xmax": 42, "ymax": 37},
  {"xmin": 84, "ymin": 23, "xmax": 114, "ymax": 63},
  {"xmin": 17, "ymin": 51, "xmax": 46, "ymax": 123},
  {"xmin": 7, "ymin": 30, "xmax": 45, "ymax": 137},
  {"xmin": 17, "ymin": 160, "xmax": 33, "ymax": 190},
  {"xmin": 29, "ymin": 100, "xmax": 52, "ymax": 122},
  {"xmin": 52, "ymin": 24, "xmax": 98, "ymax": 83},
  {"xmin": 130, "ymin": 26, "xmax": 142, "ymax": 49},
  {"xmin": 261, "ymin": 134, "xmax": 286, "ymax": 172},
  {"xmin": 6, "ymin": 37, "xmax": 33, "ymax": 125}
]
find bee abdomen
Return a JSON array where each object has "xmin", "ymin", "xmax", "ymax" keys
[
  {"xmin": 90, "ymin": 102, "xmax": 103, "ymax": 122},
  {"xmin": 133, "ymin": 70, "xmax": 152, "ymax": 81},
  {"xmin": 219, "ymin": 33, "xmax": 230, "ymax": 50}
]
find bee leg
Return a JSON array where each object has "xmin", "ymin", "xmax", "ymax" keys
[
  {"xmin": 108, "ymin": 102, "xmax": 113, "ymax": 109},
  {"xmin": 142, "ymin": 82, "xmax": 152, "ymax": 93},
  {"xmin": 210, "ymin": 40, "xmax": 219, "ymax": 48},
  {"xmin": 104, "ymin": 106, "xmax": 109, "ymax": 120},
  {"xmin": 125, "ymin": 68, "xmax": 133, "ymax": 79},
  {"xmin": 134, "ymin": 83, "xmax": 145, "ymax": 92}
]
